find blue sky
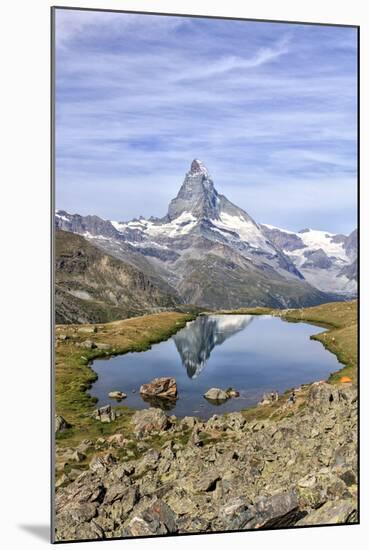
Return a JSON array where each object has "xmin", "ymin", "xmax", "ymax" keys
[{"xmin": 55, "ymin": 9, "xmax": 358, "ymax": 234}]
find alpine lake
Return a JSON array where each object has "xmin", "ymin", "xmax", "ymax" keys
[{"xmin": 90, "ymin": 314, "xmax": 342, "ymax": 419}]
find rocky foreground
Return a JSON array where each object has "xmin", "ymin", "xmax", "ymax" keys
[{"xmin": 55, "ymin": 381, "xmax": 358, "ymax": 541}]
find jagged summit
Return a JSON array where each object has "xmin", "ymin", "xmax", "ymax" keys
[
  {"xmin": 55, "ymin": 159, "xmax": 357, "ymax": 308},
  {"xmin": 189, "ymin": 159, "xmax": 210, "ymax": 177},
  {"xmin": 167, "ymin": 159, "xmax": 219, "ymax": 221}
]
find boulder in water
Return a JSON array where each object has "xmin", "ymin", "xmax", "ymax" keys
[
  {"xmin": 108, "ymin": 391, "xmax": 127, "ymax": 400},
  {"xmin": 204, "ymin": 388, "xmax": 229, "ymax": 402},
  {"xmin": 140, "ymin": 377, "xmax": 177, "ymax": 399}
]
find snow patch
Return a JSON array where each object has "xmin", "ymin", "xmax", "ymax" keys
[
  {"xmin": 211, "ymin": 213, "xmax": 274, "ymax": 252},
  {"xmin": 55, "ymin": 212, "xmax": 70, "ymax": 223},
  {"xmin": 297, "ymin": 229, "xmax": 348, "ymax": 261}
]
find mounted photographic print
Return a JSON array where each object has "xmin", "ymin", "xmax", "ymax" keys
[{"xmin": 52, "ymin": 6, "xmax": 359, "ymax": 543}]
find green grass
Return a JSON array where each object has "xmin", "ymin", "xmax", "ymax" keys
[
  {"xmin": 55, "ymin": 311, "xmax": 195, "ymax": 448},
  {"xmin": 276, "ymin": 300, "xmax": 357, "ymax": 384}
]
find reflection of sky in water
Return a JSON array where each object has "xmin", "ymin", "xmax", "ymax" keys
[{"xmin": 90, "ymin": 315, "xmax": 341, "ymax": 419}]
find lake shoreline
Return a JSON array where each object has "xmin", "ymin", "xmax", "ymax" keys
[{"xmin": 55, "ymin": 300, "xmax": 357, "ymax": 447}]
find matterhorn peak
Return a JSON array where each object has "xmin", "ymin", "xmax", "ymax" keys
[{"xmin": 189, "ymin": 159, "xmax": 210, "ymax": 178}]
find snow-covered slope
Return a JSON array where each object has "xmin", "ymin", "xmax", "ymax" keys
[
  {"xmin": 55, "ymin": 160, "xmax": 353, "ymax": 308},
  {"xmin": 261, "ymin": 225, "xmax": 357, "ymax": 296},
  {"xmin": 106, "ymin": 159, "xmax": 302, "ymax": 282}
]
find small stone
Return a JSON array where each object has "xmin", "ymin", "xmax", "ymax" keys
[
  {"xmin": 96, "ymin": 343, "xmax": 111, "ymax": 350},
  {"xmin": 78, "ymin": 326, "xmax": 97, "ymax": 334},
  {"xmin": 108, "ymin": 391, "xmax": 127, "ymax": 400},
  {"xmin": 298, "ymin": 475, "xmax": 317, "ymax": 489},
  {"xmin": 78, "ymin": 339, "xmax": 96, "ymax": 350},
  {"xmin": 204, "ymin": 388, "xmax": 229, "ymax": 402},
  {"xmin": 55, "ymin": 415, "xmax": 71, "ymax": 433},
  {"xmin": 92, "ymin": 405, "xmax": 116, "ymax": 423},
  {"xmin": 258, "ymin": 391, "xmax": 279, "ymax": 406},
  {"xmin": 71, "ymin": 451, "xmax": 86, "ymax": 463}
]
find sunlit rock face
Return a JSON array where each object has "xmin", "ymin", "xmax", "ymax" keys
[{"xmin": 173, "ymin": 314, "xmax": 253, "ymax": 378}]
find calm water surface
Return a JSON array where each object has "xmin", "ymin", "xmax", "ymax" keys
[{"xmin": 90, "ymin": 315, "xmax": 341, "ymax": 419}]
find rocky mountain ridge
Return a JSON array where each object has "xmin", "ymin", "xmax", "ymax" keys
[
  {"xmin": 55, "ymin": 230, "xmax": 179, "ymax": 324},
  {"xmin": 261, "ymin": 225, "xmax": 357, "ymax": 296},
  {"xmin": 56, "ymin": 160, "xmax": 357, "ymax": 310}
]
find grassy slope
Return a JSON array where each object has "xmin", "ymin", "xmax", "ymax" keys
[
  {"xmin": 55, "ymin": 311, "xmax": 195, "ymax": 447},
  {"xmin": 277, "ymin": 300, "xmax": 357, "ymax": 384},
  {"xmin": 216, "ymin": 300, "xmax": 358, "ymax": 384}
]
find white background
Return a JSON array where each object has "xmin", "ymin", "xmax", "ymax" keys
[{"xmin": 0, "ymin": 0, "xmax": 367, "ymax": 548}]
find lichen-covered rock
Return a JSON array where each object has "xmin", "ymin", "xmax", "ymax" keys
[
  {"xmin": 92, "ymin": 405, "xmax": 116, "ymax": 423},
  {"xmin": 308, "ymin": 382, "xmax": 339, "ymax": 409},
  {"xmin": 89, "ymin": 453, "xmax": 116, "ymax": 474},
  {"xmin": 126, "ymin": 499, "xmax": 178, "ymax": 536},
  {"xmin": 132, "ymin": 408, "xmax": 171, "ymax": 437},
  {"xmin": 248, "ymin": 489, "xmax": 302, "ymax": 529},
  {"xmin": 296, "ymin": 499, "xmax": 357, "ymax": 526}
]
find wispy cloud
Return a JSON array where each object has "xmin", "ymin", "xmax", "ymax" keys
[
  {"xmin": 172, "ymin": 35, "xmax": 291, "ymax": 81},
  {"xmin": 55, "ymin": 9, "xmax": 357, "ymax": 234}
]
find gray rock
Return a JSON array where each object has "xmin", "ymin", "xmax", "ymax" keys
[
  {"xmin": 54, "ymin": 368, "xmax": 358, "ymax": 541},
  {"xmin": 296, "ymin": 499, "xmax": 357, "ymax": 526},
  {"xmin": 247, "ymin": 489, "xmax": 302, "ymax": 529},
  {"xmin": 55, "ymin": 415, "xmax": 71, "ymax": 433},
  {"xmin": 71, "ymin": 450, "xmax": 86, "ymax": 463},
  {"xmin": 96, "ymin": 343, "xmax": 111, "ymax": 350},
  {"xmin": 308, "ymin": 382, "xmax": 338, "ymax": 409},
  {"xmin": 258, "ymin": 391, "xmax": 279, "ymax": 406},
  {"xmin": 92, "ymin": 405, "xmax": 116, "ymax": 423},
  {"xmin": 77, "ymin": 326, "xmax": 97, "ymax": 334},
  {"xmin": 108, "ymin": 391, "xmax": 127, "ymax": 400},
  {"xmin": 76, "ymin": 339, "xmax": 96, "ymax": 349},
  {"xmin": 127, "ymin": 499, "xmax": 177, "ymax": 536},
  {"xmin": 132, "ymin": 408, "xmax": 171, "ymax": 437},
  {"xmin": 89, "ymin": 453, "xmax": 116, "ymax": 474},
  {"xmin": 204, "ymin": 388, "xmax": 229, "ymax": 402},
  {"xmin": 180, "ymin": 416, "xmax": 199, "ymax": 429},
  {"xmin": 109, "ymin": 487, "xmax": 138, "ymax": 519},
  {"xmin": 219, "ymin": 497, "xmax": 253, "ymax": 530}
]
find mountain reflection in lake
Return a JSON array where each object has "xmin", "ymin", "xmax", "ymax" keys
[
  {"xmin": 90, "ymin": 315, "xmax": 342, "ymax": 419},
  {"xmin": 173, "ymin": 315, "xmax": 253, "ymax": 378}
]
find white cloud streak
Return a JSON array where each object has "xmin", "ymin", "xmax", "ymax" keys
[{"xmin": 54, "ymin": 10, "xmax": 357, "ymax": 234}]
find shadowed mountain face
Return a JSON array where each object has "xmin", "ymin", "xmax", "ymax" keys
[
  {"xmin": 173, "ymin": 315, "xmax": 253, "ymax": 378},
  {"xmin": 56, "ymin": 160, "xmax": 356, "ymax": 309},
  {"xmin": 55, "ymin": 230, "xmax": 179, "ymax": 324}
]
